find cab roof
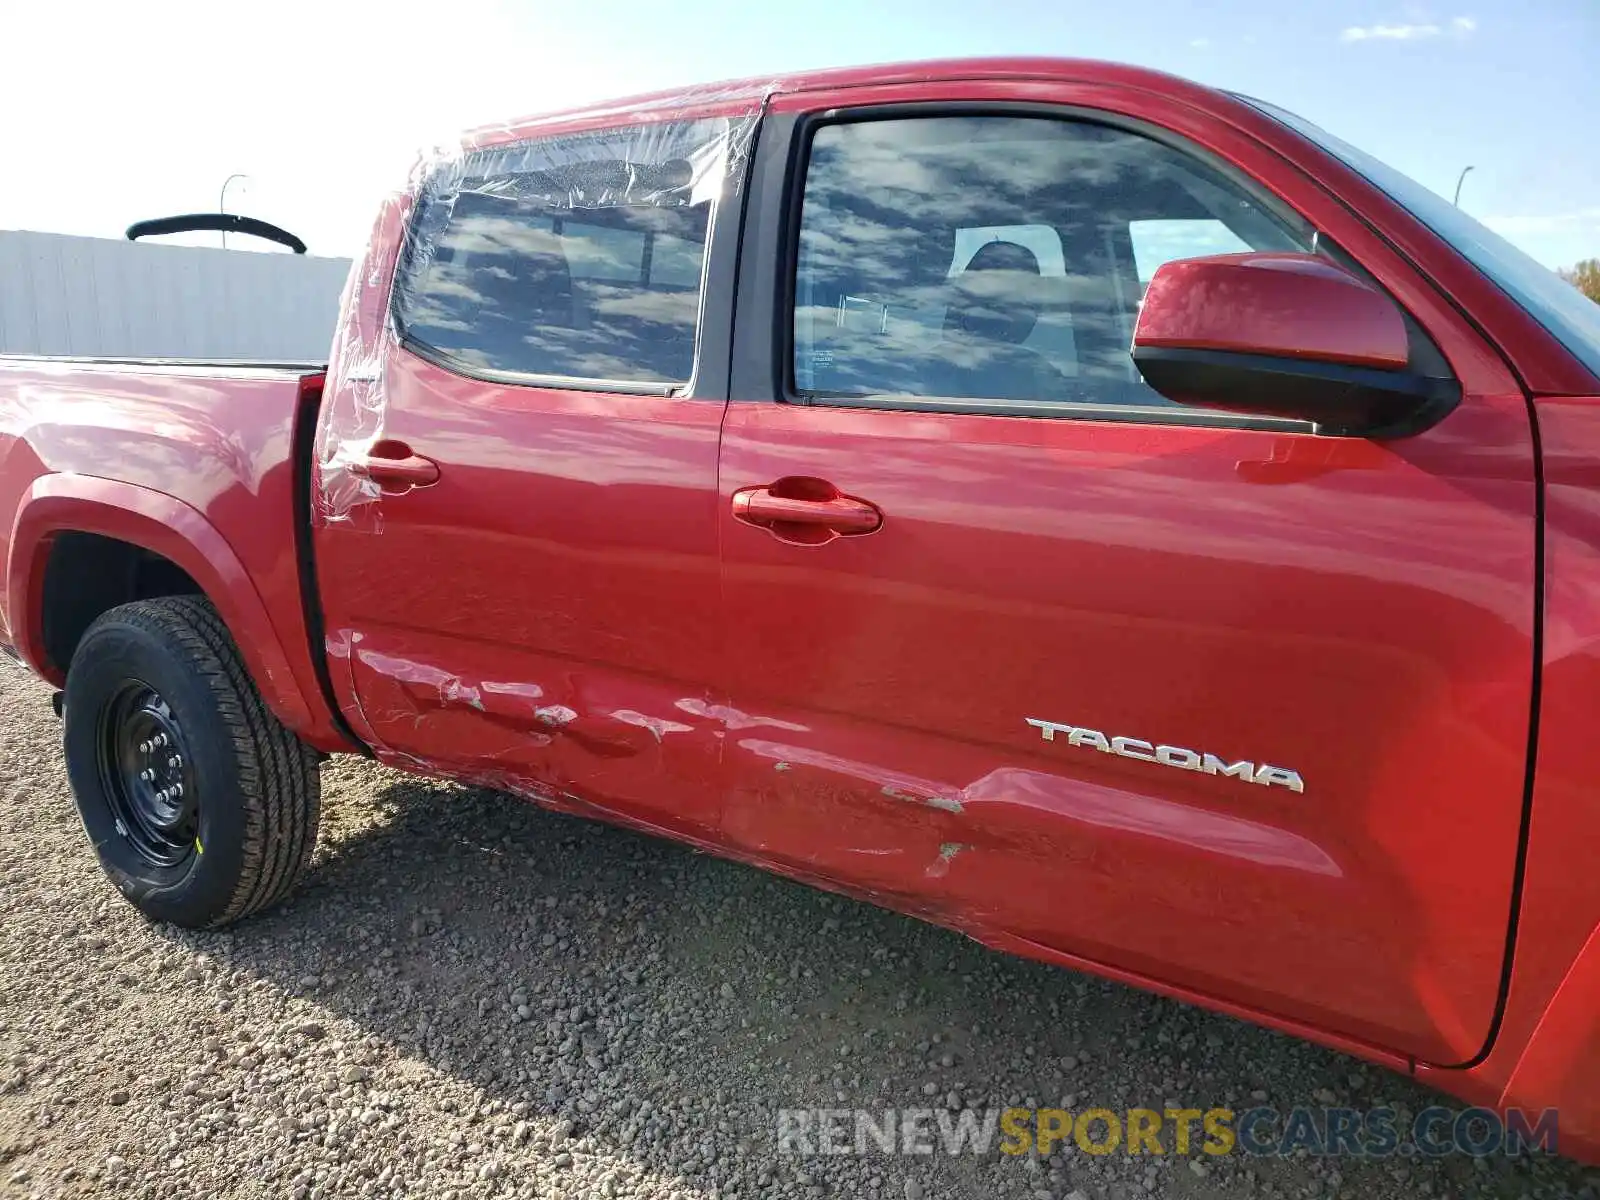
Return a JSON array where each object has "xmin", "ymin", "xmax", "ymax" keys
[{"xmin": 462, "ymin": 57, "xmax": 1229, "ymax": 152}]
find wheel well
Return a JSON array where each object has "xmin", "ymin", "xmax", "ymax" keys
[{"xmin": 41, "ymin": 532, "xmax": 204, "ymax": 674}]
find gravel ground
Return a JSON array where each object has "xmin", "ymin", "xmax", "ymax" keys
[{"xmin": 1, "ymin": 664, "xmax": 1596, "ymax": 1200}]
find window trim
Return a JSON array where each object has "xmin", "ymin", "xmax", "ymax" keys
[
  {"xmin": 740, "ymin": 100, "xmax": 1335, "ymax": 430},
  {"xmin": 397, "ymin": 335, "xmax": 680, "ymax": 397},
  {"xmin": 387, "ymin": 118, "xmax": 751, "ymax": 401},
  {"xmin": 789, "ymin": 391, "xmax": 1315, "ymax": 430}
]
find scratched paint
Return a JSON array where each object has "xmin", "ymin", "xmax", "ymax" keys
[
  {"xmin": 610, "ymin": 710, "xmax": 695, "ymax": 742},
  {"xmin": 881, "ymin": 785, "xmax": 965, "ymax": 814},
  {"xmin": 535, "ymin": 705, "xmax": 579, "ymax": 728},
  {"xmin": 927, "ymin": 842, "xmax": 969, "ymax": 879},
  {"xmin": 482, "ymin": 681, "xmax": 544, "ymax": 700},
  {"xmin": 674, "ymin": 698, "xmax": 809, "ymax": 732},
  {"xmin": 738, "ymin": 739, "xmax": 966, "ymax": 814},
  {"xmin": 343, "ymin": 631, "xmax": 727, "ymax": 837}
]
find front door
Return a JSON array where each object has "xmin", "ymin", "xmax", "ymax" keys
[{"xmin": 717, "ymin": 85, "xmax": 1537, "ymax": 1063}]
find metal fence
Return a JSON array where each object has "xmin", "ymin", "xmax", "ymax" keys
[{"xmin": 0, "ymin": 230, "xmax": 351, "ymax": 361}]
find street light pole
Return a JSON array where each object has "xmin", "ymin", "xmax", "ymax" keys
[
  {"xmin": 217, "ymin": 173, "xmax": 248, "ymax": 249},
  {"xmin": 1453, "ymin": 165, "xmax": 1475, "ymax": 207}
]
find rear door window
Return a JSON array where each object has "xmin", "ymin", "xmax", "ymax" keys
[{"xmin": 394, "ymin": 118, "xmax": 744, "ymax": 387}]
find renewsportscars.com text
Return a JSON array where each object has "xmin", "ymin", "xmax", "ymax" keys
[{"xmin": 775, "ymin": 1105, "xmax": 1561, "ymax": 1159}]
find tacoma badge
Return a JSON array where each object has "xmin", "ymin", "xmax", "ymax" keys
[{"xmin": 1026, "ymin": 718, "xmax": 1304, "ymax": 794}]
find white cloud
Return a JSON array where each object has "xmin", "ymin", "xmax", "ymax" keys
[
  {"xmin": 1478, "ymin": 208, "xmax": 1600, "ymax": 270},
  {"xmin": 1341, "ymin": 22, "xmax": 1439, "ymax": 41},
  {"xmin": 1340, "ymin": 15, "xmax": 1477, "ymax": 42},
  {"xmin": 1190, "ymin": 37, "xmax": 1211, "ymax": 49},
  {"xmin": 1481, "ymin": 208, "xmax": 1600, "ymax": 236}
]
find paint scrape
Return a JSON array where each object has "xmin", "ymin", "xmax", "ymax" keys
[
  {"xmin": 482, "ymin": 681, "xmax": 545, "ymax": 701},
  {"xmin": 675, "ymin": 698, "xmax": 809, "ymax": 732},
  {"xmin": 610, "ymin": 710, "xmax": 695, "ymax": 743},
  {"xmin": 882, "ymin": 785, "xmax": 964, "ymax": 814},
  {"xmin": 534, "ymin": 705, "xmax": 579, "ymax": 728},
  {"xmin": 926, "ymin": 842, "xmax": 970, "ymax": 879},
  {"xmin": 439, "ymin": 678, "xmax": 484, "ymax": 710},
  {"xmin": 357, "ymin": 648, "xmax": 488, "ymax": 713}
]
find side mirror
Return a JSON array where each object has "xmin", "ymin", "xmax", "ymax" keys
[{"xmin": 1131, "ymin": 253, "xmax": 1458, "ymax": 437}]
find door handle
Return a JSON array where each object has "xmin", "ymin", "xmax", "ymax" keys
[
  {"xmin": 350, "ymin": 439, "xmax": 440, "ymax": 490},
  {"xmin": 731, "ymin": 478, "xmax": 882, "ymax": 545}
]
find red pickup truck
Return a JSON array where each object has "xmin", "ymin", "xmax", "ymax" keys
[{"xmin": 3, "ymin": 58, "xmax": 1597, "ymax": 1162}]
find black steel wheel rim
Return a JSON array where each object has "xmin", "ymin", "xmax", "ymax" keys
[{"xmin": 95, "ymin": 681, "xmax": 198, "ymax": 869}]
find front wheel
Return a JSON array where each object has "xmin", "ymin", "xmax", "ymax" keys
[{"xmin": 62, "ymin": 596, "xmax": 321, "ymax": 928}]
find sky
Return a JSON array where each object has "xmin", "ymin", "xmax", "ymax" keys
[{"xmin": 0, "ymin": 0, "xmax": 1594, "ymax": 269}]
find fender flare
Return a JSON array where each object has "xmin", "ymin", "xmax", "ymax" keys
[{"xmin": 7, "ymin": 473, "xmax": 317, "ymax": 734}]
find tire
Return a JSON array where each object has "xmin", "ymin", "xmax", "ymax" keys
[{"xmin": 62, "ymin": 596, "xmax": 321, "ymax": 928}]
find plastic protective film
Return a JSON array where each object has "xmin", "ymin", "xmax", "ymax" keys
[{"xmin": 316, "ymin": 89, "xmax": 768, "ymax": 527}]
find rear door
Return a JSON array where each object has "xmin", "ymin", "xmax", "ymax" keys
[
  {"xmin": 717, "ymin": 81, "xmax": 1537, "ymax": 1063},
  {"xmin": 314, "ymin": 113, "xmax": 753, "ymax": 840}
]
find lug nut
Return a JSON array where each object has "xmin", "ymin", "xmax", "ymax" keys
[
  {"xmin": 170, "ymin": 784, "xmax": 183, "ymax": 798},
  {"xmin": 140, "ymin": 769, "xmax": 155, "ymax": 782},
  {"xmin": 168, "ymin": 756, "xmax": 181, "ymax": 769},
  {"xmin": 139, "ymin": 739, "xmax": 152, "ymax": 753},
  {"xmin": 155, "ymin": 733, "xmax": 169, "ymax": 748},
  {"xmin": 154, "ymin": 788, "xmax": 169, "ymax": 803}
]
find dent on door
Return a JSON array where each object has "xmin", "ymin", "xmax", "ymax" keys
[
  {"xmin": 715, "ymin": 395, "xmax": 1538, "ymax": 1064},
  {"xmin": 316, "ymin": 353, "xmax": 731, "ymax": 842},
  {"xmin": 329, "ymin": 623, "xmax": 727, "ymax": 834},
  {"xmin": 312, "ymin": 102, "xmax": 759, "ymax": 840}
]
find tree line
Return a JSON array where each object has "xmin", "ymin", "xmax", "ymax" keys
[{"xmin": 1558, "ymin": 259, "xmax": 1600, "ymax": 304}]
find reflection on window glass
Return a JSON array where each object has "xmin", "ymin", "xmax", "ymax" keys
[
  {"xmin": 562, "ymin": 223, "xmax": 647, "ymax": 282},
  {"xmin": 950, "ymin": 225, "xmax": 1078, "ymax": 374},
  {"xmin": 951, "ymin": 225, "xmax": 1066, "ymax": 275},
  {"xmin": 793, "ymin": 116, "xmax": 1308, "ymax": 409},
  {"xmin": 651, "ymin": 234, "xmax": 706, "ymax": 288},
  {"xmin": 1128, "ymin": 219, "xmax": 1252, "ymax": 282},
  {"xmin": 395, "ymin": 118, "xmax": 743, "ymax": 386}
]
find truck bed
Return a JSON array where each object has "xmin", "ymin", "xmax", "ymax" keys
[{"xmin": 0, "ymin": 356, "xmax": 347, "ymax": 750}]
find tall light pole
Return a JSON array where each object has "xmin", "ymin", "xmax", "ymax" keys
[
  {"xmin": 1453, "ymin": 165, "xmax": 1475, "ymax": 207},
  {"xmin": 219, "ymin": 174, "xmax": 250, "ymax": 248}
]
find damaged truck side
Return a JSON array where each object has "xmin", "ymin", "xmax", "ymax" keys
[{"xmin": 2, "ymin": 59, "xmax": 1598, "ymax": 1162}]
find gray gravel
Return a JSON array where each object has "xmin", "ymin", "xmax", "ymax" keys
[{"xmin": 0, "ymin": 664, "xmax": 1595, "ymax": 1199}]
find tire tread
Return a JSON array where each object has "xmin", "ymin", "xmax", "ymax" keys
[{"xmin": 78, "ymin": 596, "xmax": 320, "ymax": 925}]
